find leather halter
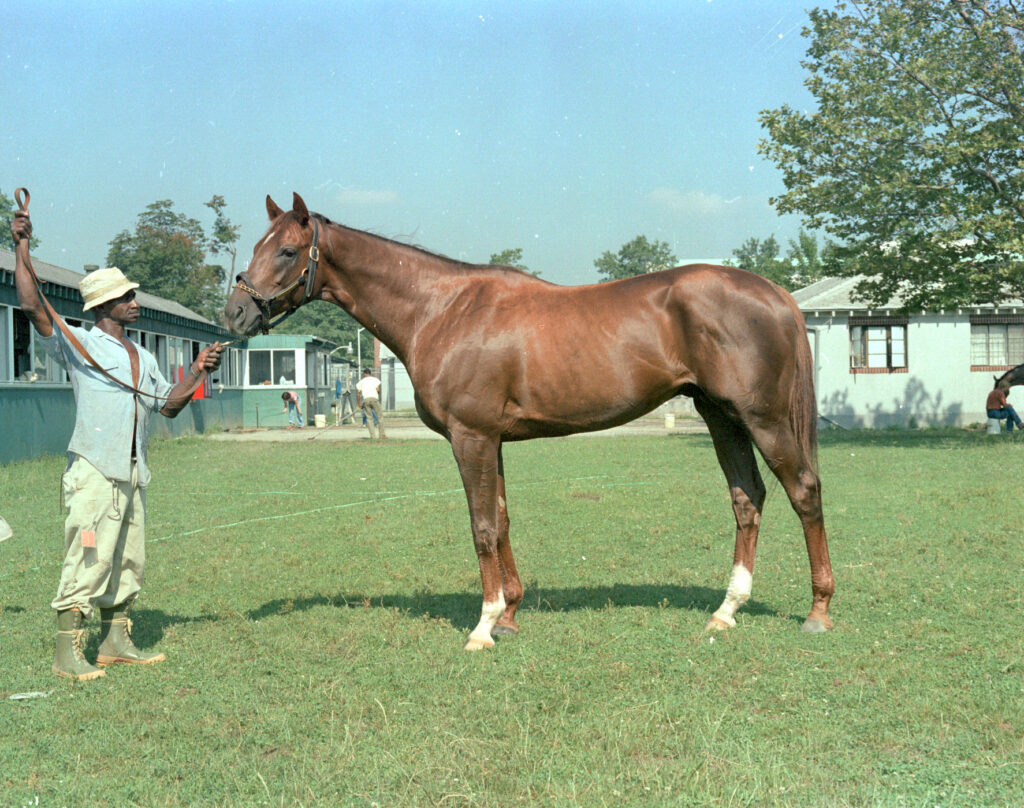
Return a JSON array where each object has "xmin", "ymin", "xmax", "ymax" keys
[{"xmin": 233, "ymin": 217, "xmax": 320, "ymax": 334}]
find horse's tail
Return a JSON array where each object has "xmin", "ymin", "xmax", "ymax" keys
[{"xmin": 788, "ymin": 304, "xmax": 819, "ymax": 475}]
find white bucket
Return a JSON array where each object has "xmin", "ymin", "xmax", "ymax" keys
[
  {"xmin": 664, "ymin": 413, "xmax": 676, "ymax": 429},
  {"xmin": 314, "ymin": 413, "xmax": 326, "ymax": 429},
  {"xmin": 986, "ymin": 417, "xmax": 1002, "ymax": 435}
]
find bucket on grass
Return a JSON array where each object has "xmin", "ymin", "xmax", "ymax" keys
[
  {"xmin": 314, "ymin": 413, "xmax": 326, "ymax": 429},
  {"xmin": 664, "ymin": 413, "xmax": 676, "ymax": 429}
]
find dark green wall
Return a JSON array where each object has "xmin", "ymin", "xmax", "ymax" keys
[{"xmin": 0, "ymin": 385, "xmax": 244, "ymax": 465}]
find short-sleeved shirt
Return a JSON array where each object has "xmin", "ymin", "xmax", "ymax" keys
[
  {"xmin": 356, "ymin": 376, "xmax": 381, "ymax": 400},
  {"xmin": 39, "ymin": 325, "xmax": 174, "ymax": 486},
  {"xmin": 986, "ymin": 389, "xmax": 1008, "ymax": 411}
]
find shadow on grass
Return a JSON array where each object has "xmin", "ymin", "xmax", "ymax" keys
[
  {"xmin": 247, "ymin": 583, "xmax": 789, "ymax": 631},
  {"xmin": 82, "ymin": 609, "xmax": 220, "ymax": 655}
]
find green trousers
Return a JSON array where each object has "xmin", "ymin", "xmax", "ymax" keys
[{"xmin": 52, "ymin": 455, "xmax": 146, "ymax": 618}]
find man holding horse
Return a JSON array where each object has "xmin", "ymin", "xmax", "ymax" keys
[{"xmin": 11, "ymin": 208, "xmax": 224, "ymax": 681}]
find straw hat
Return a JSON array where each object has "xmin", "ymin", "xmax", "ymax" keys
[{"xmin": 79, "ymin": 267, "xmax": 139, "ymax": 311}]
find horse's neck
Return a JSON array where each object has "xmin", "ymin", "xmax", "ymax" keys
[{"xmin": 322, "ymin": 226, "xmax": 463, "ymax": 364}]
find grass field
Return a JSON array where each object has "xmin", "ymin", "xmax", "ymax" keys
[{"xmin": 1, "ymin": 428, "xmax": 1022, "ymax": 807}]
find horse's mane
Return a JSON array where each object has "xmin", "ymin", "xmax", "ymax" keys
[{"xmin": 311, "ymin": 212, "xmax": 542, "ymax": 279}]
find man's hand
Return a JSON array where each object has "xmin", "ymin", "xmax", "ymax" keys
[
  {"xmin": 195, "ymin": 342, "xmax": 225, "ymax": 373},
  {"xmin": 10, "ymin": 211, "xmax": 32, "ymax": 244}
]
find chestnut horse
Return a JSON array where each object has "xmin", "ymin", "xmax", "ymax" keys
[{"xmin": 224, "ymin": 193, "xmax": 835, "ymax": 649}]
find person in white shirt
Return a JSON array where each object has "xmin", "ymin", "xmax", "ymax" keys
[{"xmin": 355, "ymin": 368, "xmax": 386, "ymax": 439}]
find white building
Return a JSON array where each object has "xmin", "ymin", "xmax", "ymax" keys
[{"xmin": 794, "ymin": 276, "xmax": 1024, "ymax": 428}]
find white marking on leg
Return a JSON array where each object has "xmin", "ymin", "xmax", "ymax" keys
[
  {"xmin": 467, "ymin": 593, "xmax": 506, "ymax": 647},
  {"xmin": 711, "ymin": 563, "xmax": 752, "ymax": 627}
]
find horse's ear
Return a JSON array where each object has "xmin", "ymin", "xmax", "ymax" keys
[
  {"xmin": 266, "ymin": 195, "xmax": 284, "ymax": 221},
  {"xmin": 292, "ymin": 193, "xmax": 310, "ymax": 226}
]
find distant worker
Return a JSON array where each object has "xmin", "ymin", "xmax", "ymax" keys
[
  {"xmin": 986, "ymin": 383, "xmax": 1023, "ymax": 433},
  {"xmin": 280, "ymin": 390, "xmax": 304, "ymax": 428},
  {"xmin": 356, "ymin": 367, "xmax": 386, "ymax": 439},
  {"xmin": 339, "ymin": 370, "xmax": 356, "ymax": 424},
  {"xmin": 11, "ymin": 207, "xmax": 224, "ymax": 682}
]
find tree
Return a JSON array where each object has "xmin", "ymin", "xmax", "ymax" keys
[
  {"xmin": 0, "ymin": 188, "xmax": 40, "ymax": 252},
  {"xmin": 107, "ymin": 200, "xmax": 225, "ymax": 322},
  {"xmin": 205, "ymin": 195, "xmax": 241, "ymax": 296},
  {"xmin": 759, "ymin": 0, "xmax": 1024, "ymax": 309},
  {"xmin": 489, "ymin": 247, "xmax": 541, "ymax": 277},
  {"xmin": 594, "ymin": 235, "xmax": 677, "ymax": 281},
  {"xmin": 732, "ymin": 230, "xmax": 834, "ymax": 291},
  {"xmin": 732, "ymin": 236, "xmax": 790, "ymax": 288},
  {"xmin": 785, "ymin": 228, "xmax": 831, "ymax": 289}
]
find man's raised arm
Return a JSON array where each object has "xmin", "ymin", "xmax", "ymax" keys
[{"xmin": 10, "ymin": 211, "xmax": 53, "ymax": 337}]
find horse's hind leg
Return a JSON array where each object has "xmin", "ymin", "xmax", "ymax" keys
[
  {"xmin": 747, "ymin": 421, "xmax": 835, "ymax": 633},
  {"xmin": 493, "ymin": 446, "xmax": 523, "ymax": 636},
  {"xmin": 694, "ymin": 397, "xmax": 767, "ymax": 631}
]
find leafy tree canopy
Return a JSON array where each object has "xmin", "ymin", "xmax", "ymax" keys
[
  {"xmin": 489, "ymin": 247, "xmax": 540, "ymax": 276},
  {"xmin": 107, "ymin": 200, "xmax": 225, "ymax": 322},
  {"xmin": 594, "ymin": 235, "xmax": 678, "ymax": 281},
  {"xmin": 759, "ymin": 0, "xmax": 1024, "ymax": 309},
  {"xmin": 0, "ymin": 188, "xmax": 40, "ymax": 251},
  {"xmin": 205, "ymin": 194, "xmax": 241, "ymax": 296},
  {"xmin": 731, "ymin": 229, "xmax": 832, "ymax": 291}
]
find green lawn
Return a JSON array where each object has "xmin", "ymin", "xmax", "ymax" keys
[{"xmin": 1, "ymin": 430, "xmax": 1021, "ymax": 807}]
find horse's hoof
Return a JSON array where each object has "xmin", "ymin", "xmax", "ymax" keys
[
  {"xmin": 492, "ymin": 619, "xmax": 519, "ymax": 636},
  {"xmin": 463, "ymin": 636, "xmax": 495, "ymax": 651},
  {"xmin": 801, "ymin": 616, "xmax": 833, "ymax": 633},
  {"xmin": 704, "ymin": 616, "xmax": 734, "ymax": 632}
]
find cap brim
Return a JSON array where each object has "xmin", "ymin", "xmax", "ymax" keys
[{"xmin": 82, "ymin": 281, "xmax": 140, "ymax": 311}]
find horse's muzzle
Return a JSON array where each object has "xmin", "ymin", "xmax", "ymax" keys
[{"xmin": 222, "ymin": 291, "xmax": 264, "ymax": 336}]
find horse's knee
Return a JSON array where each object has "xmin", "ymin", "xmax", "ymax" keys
[
  {"xmin": 731, "ymin": 487, "xmax": 764, "ymax": 531},
  {"xmin": 472, "ymin": 527, "xmax": 498, "ymax": 556},
  {"xmin": 789, "ymin": 471, "xmax": 823, "ymax": 521}
]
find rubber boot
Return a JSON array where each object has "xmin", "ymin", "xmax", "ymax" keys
[
  {"xmin": 53, "ymin": 608, "xmax": 105, "ymax": 681},
  {"xmin": 96, "ymin": 603, "xmax": 166, "ymax": 666}
]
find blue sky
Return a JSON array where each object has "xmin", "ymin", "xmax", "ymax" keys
[{"xmin": 5, "ymin": 1, "xmax": 820, "ymax": 287}]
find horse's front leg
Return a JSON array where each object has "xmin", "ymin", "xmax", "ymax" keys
[
  {"xmin": 493, "ymin": 445, "xmax": 523, "ymax": 636},
  {"xmin": 450, "ymin": 426, "xmax": 506, "ymax": 651}
]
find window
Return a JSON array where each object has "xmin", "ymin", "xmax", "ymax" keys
[
  {"xmin": 220, "ymin": 347, "xmax": 242, "ymax": 386},
  {"xmin": 13, "ymin": 309, "xmax": 32, "ymax": 380},
  {"xmin": 273, "ymin": 350, "xmax": 296, "ymax": 384},
  {"xmin": 248, "ymin": 350, "xmax": 272, "ymax": 385},
  {"xmin": 850, "ymin": 319, "xmax": 907, "ymax": 372},
  {"xmin": 247, "ymin": 349, "xmax": 297, "ymax": 386},
  {"xmin": 971, "ymin": 321, "xmax": 1024, "ymax": 368},
  {"xmin": 153, "ymin": 334, "xmax": 168, "ymax": 379}
]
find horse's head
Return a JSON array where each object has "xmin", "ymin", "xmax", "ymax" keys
[
  {"xmin": 223, "ymin": 192, "xmax": 320, "ymax": 336},
  {"xmin": 994, "ymin": 362, "xmax": 1024, "ymax": 393}
]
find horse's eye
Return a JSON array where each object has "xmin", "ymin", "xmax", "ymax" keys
[{"xmin": 279, "ymin": 247, "xmax": 298, "ymax": 259}]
